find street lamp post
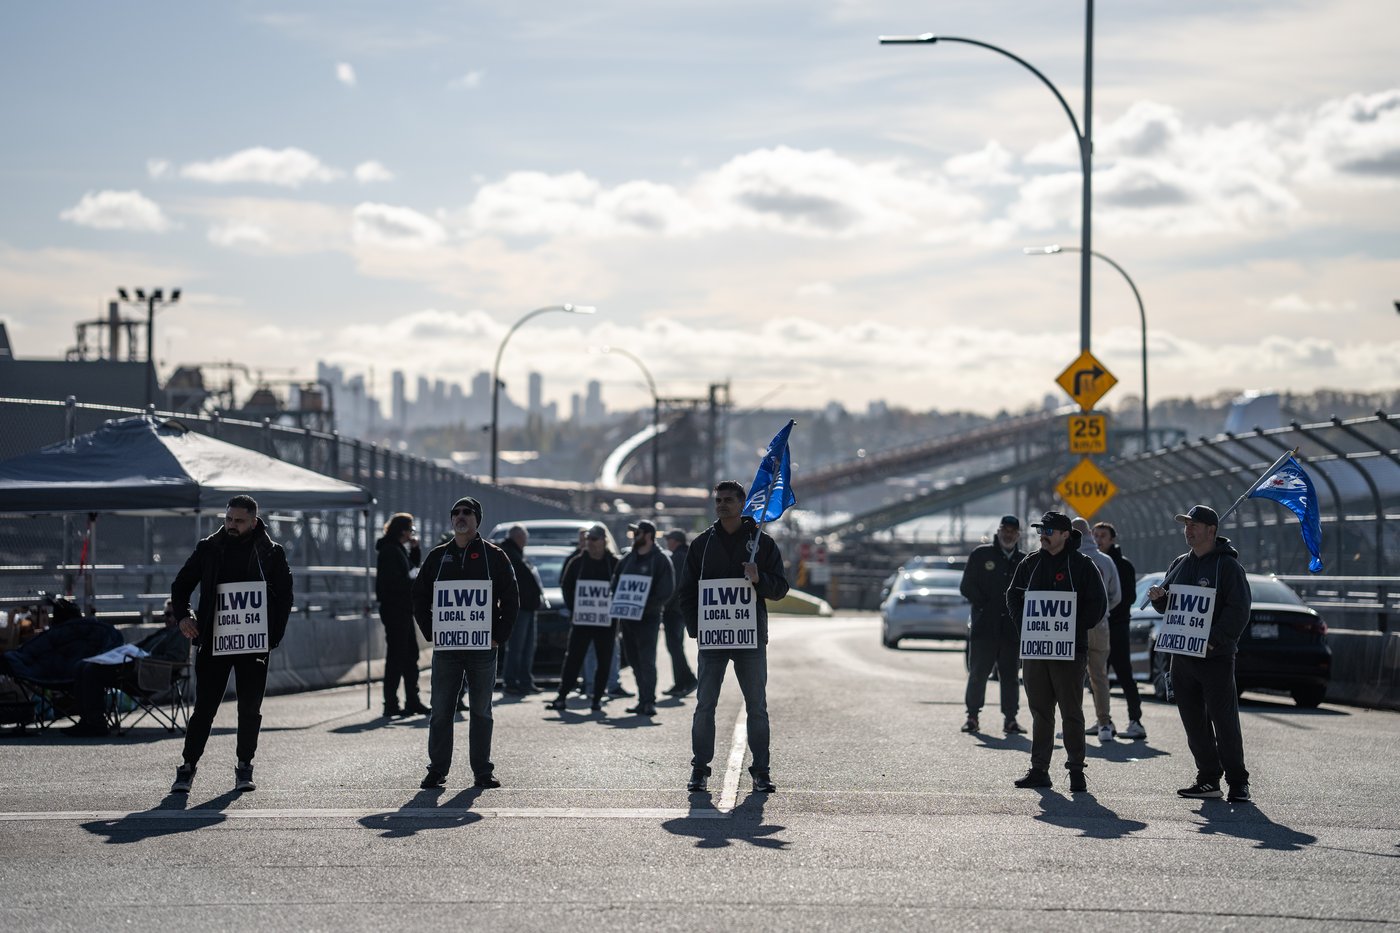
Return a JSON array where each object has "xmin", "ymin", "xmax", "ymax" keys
[
  {"xmin": 490, "ymin": 304, "xmax": 596, "ymax": 484},
  {"xmin": 881, "ymin": 2, "xmax": 1095, "ymax": 352},
  {"xmin": 1024, "ymin": 245, "xmax": 1150, "ymax": 450},
  {"xmin": 117, "ymin": 287, "xmax": 181, "ymax": 410},
  {"xmin": 596, "ymin": 345, "xmax": 661, "ymax": 506}
]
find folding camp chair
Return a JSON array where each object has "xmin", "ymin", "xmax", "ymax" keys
[
  {"xmin": 0, "ymin": 618, "xmax": 121, "ymax": 733},
  {"xmin": 109, "ymin": 655, "xmax": 192, "ymax": 735}
]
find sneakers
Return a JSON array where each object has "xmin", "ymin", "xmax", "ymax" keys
[
  {"xmin": 1120, "ymin": 720, "xmax": 1147, "ymax": 740},
  {"xmin": 545, "ymin": 697, "xmax": 568, "ymax": 711},
  {"xmin": 171, "ymin": 763, "xmax": 197, "ymax": 793},
  {"xmin": 1098, "ymin": 723, "xmax": 1116, "ymax": 742},
  {"xmin": 960, "ymin": 715, "xmax": 979, "ymax": 734},
  {"xmin": 1068, "ymin": 769, "xmax": 1087, "ymax": 793},
  {"xmin": 1014, "ymin": 769, "xmax": 1052, "ymax": 788},
  {"xmin": 750, "ymin": 768, "xmax": 777, "ymax": 793},
  {"xmin": 625, "ymin": 703, "xmax": 657, "ymax": 716},
  {"xmin": 474, "ymin": 773, "xmax": 501, "ymax": 789},
  {"xmin": 234, "ymin": 761, "xmax": 256, "ymax": 792},
  {"xmin": 666, "ymin": 680, "xmax": 697, "ymax": 697},
  {"xmin": 1227, "ymin": 783, "xmax": 1252, "ymax": 804},
  {"xmin": 420, "ymin": 769, "xmax": 447, "ymax": 789},
  {"xmin": 1177, "ymin": 780, "xmax": 1223, "ymax": 799},
  {"xmin": 687, "ymin": 768, "xmax": 710, "ymax": 792},
  {"xmin": 403, "ymin": 699, "xmax": 431, "ymax": 717},
  {"xmin": 607, "ymin": 686, "xmax": 635, "ymax": 698},
  {"xmin": 1003, "ymin": 718, "xmax": 1026, "ymax": 735},
  {"xmin": 589, "ymin": 697, "xmax": 603, "ymax": 712}
]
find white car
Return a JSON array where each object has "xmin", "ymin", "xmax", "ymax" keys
[
  {"xmin": 881, "ymin": 568, "xmax": 971, "ymax": 649},
  {"xmin": 487, "ymin": 519, "xmax": 618, "ymax": 552}
]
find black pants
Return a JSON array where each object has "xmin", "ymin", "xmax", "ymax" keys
[
  {"xmin": 1171, "ymin": 653, "xmax": 1249, "ymax": 786},
  {"xmin": 557, "ymin": 624, "xmax": 616, "ymax": 700},
  {"xmin": 1106, "ymin": 620, "xmax": 1142, "ymax": 722},
  {"xmin": 965, "ymin": 636, "xmax": 1020, "ymax": 719},
  {"xmin": 1023, "ymin": 656, "xmax": 1088, "ymax": 772},
  {"xmin": 620, "ymin": 614, "xmax": 662, "ymax": 705},
  {"xmin": 380, "ymin": 608, "xmax": 422, "ymax": 708},
  {"xmin": 75, "ymin": 661, "xmax": 125, "ymax": 728},
  {"xmin": 182, "ymin": 650, "xmax": 269, "ymax": 765},
  {"xmin": 662, "ymin": 608, "xmax": 695, "ymax": 689}
]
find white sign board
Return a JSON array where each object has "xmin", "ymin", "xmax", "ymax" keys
[
  {"xmin": 1019, "ymin": 589, "xmax": 1078, "ymax": 661},
  {"xmin": 697, "ymin": 578, "xmax": 758, "ymax": 650},
  {"xmin": 1155, "ymin": 584, "xmax": 1215, "ymax": 658},
  {"xmin": 213, "ymin": 581, "xmax": 270, "ymax": 656},
  {"xmin": 573, "ymin": 580, "xmax": 613, "ymax": 627},
  {"xmin": 432, "ymin": 580, "xmax": 494, "ymax": 649},
  {"xmin": 610, "ymin": 573, "xmax": 652, "ymax": 621}
]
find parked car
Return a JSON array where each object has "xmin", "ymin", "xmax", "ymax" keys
[
  {"xmin": 879, "ymin": 555, "xmax": 967, "ymax": 602},
  {"xmin": 523, "ymin": 544, "xmax": 576, "ymax": 680},
  {"xmin": 487, "ymin": 519, "xmax": 618, "ymax": 552},
  {"xmin": 880, "ymin": 568, "xmax": 971, "ymax": 648},
  {"xmin": 1128, "ymin": 572, "xmax": 1331, "ymax": 707}
]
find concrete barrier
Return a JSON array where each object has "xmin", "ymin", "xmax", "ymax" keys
[{"xmin": 1323, "ymin": 629, "xmax": 1400, "ymax": 711}]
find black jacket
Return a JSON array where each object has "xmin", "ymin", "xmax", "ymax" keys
[
  {"xmin": 1150, "ymin": 536, "xmax": 1252, "ymax": 657},
  {"xmin": 1104, "ymin": 543, "xmax": 1137, "ymax": 627},
  {"xmin": 610, "ymin": 545, "xmax": 675, "ymax": 621},
  {"xmin": 500, "ymin": 537, "xmax": 545, "ymax": 612},
  {"xmin": 1005, "ymin": 533, "xmax": 1108, "ymax": 652},
  {"xmin": 411, "ymin": 535, "xmax": 520, "ymax": 649},
  {"xmin": 663, "ymin": 542, "xmax": 689, "ymax": 623},
  {"xmin": 560, "ymin": 551, "xmax": 620, "ymax": 616},
  {"xmin": 960, "ymin": 540, "xmax": 1025, "ymax": 641},
  {"xmin": 170, "ymin": 519, "xmax": 294, "ymax": 655},
  {"xmin": 375, "ymin": 535, "xmax": 421, "ymax": 612},
  {"xmin": 677, "ymin": 517, "xmax": 788, "ymax": 645}
]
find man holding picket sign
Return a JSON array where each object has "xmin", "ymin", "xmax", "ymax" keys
[
  {"xmin": 1005, "ymin": 511, "xmax": 1107, "ymax": 793},
  {"xmin": 548, "ymin": 524, "xmax": 621, "ymax": 714},
  {"xmin": 678, "ymin": 420, "xmax": 794, "ymax": 794},
  {"xmin": 169, "ymin": 494, "xmax": 294, "ymax": 794},
  {"xmin": 1148, "ymin": 504, "xmax": 1253, "ymax": 803},
  {"xmin": 412, "ymin": 496, "xmax": 519, "ymax": 790},
  {"xmin": 610, "ymin": 519, "xmax": 674, "ymax": 718}
]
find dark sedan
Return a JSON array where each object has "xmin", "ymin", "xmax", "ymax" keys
[{"xmin": 1127, "ymin": 572, "xmax": 1331, "ymax": 707}]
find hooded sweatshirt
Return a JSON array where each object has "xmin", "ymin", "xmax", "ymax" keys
[
  {"xmin": 1149, "ymin": 536, "xmax": 1252, "ymax": 657},
  {"xmin": 1005, "ymin": 530, "xmax": 1108, "ymax": 652}
]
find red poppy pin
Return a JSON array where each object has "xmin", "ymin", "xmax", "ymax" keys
[{"xmin": 1055, "ymin": 572, "xmax": 1065, "ymax": 582}]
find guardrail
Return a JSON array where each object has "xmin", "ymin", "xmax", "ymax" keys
[{"xmin": 1275, "ymin": 574, "xmax": 1399, "ymax": 633}]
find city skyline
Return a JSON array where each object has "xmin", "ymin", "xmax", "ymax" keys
[{"xmin": 1, "ymin": 1, "xmax": 1396, "ymax": 416}]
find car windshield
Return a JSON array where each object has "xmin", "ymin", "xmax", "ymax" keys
[
  {"xmin": 896, "ymin": 570, "xmax": 963, "ymax": 591},
  {"xmin": 531, "ymin": 553, "xmax": 569, "ymax": 587},
  {"xmin": 1248, "ymin": 576, "xmax": 1304, "ymax": 605}
]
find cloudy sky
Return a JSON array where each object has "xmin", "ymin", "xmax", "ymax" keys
[{"xmin": 2, "ymin": 0, "xmax": 1397, "ymax": 417}]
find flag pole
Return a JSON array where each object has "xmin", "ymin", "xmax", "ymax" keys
[
  {"xmin": 747, "ymin": 420, "xmax": 795, "ymax": 561},
  {"xmin": 1217, "ymin": 446, "xmax": 1299, "ymax": 524}
]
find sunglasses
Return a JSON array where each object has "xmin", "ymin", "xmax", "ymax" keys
[{"xmin": 451, "ymin": 508, "xmax": 476, "ymax": 517}]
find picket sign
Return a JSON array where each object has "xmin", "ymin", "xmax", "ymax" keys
[
  {"xmin": 432, "ymin": 580, "xmax": 494, "ymax": 649},
  {"xmin": 697, "ymin": 578, "xmax": 758, "ymax": 651},
  {"xmin": 212, "ymin": 581, "xmax": 269, "ymax": 656},
  {"xmin": 1019, "ymin": 589, "xmax": 1078, "ymax": 661},
  {"xmin": 1155, "ymin": 584, "xmax": 1215, "ymax": 658},
  {"xmin": 573, "ymin": 579, "xmax": 612, "ymax": 627}
]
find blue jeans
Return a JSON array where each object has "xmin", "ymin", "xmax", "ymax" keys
[
  {"xmin": 502, "ymin": 609, "xmax": 537, "ymax": 690},
  {"xmin": 620, "ymin": 614, "xmax": 662, "ymax": 705},
  {"xmin": 691, "ymin": 645, "xmax": 769, "ymax": 773},
  {"xmin": 428, "ymin": 649, "xmax": 497, "ymax": 779},
  {"xmin": 582, "ymin": 632, "xmax": 622, "ymax": 691}
]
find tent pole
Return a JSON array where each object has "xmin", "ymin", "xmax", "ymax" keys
[{"xmin": 364, "ymin": 507, "xmax": 372, "ymax": 710}]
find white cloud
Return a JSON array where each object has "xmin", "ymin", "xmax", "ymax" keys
[
  {"xmin": 796, "ymin": 281, "xmax": 836, "ymax": 298},
  {"xmin": 146, "ymin": 158, "xmax": 171, "ymax": 180},
  {"xmin": 208, "ymin": 222, "xmax": 273, "ymax": 249},
  {"xmin": 351, "ymin": 202, "xmax": 448, "ymax": 250},
  {"xmin": 59, "ymin": 190, "xmax": 172, "ymax": 232},
  {"xmin": 447, "ymin": 71, "xmax": 483, "ymax": 90},
  {"xmin": 944, "ymin": 142, "xmax": 1022, "ymax": 187},
  {"xmin": 1266, "ymin": 293, "xmax": 1359, "ymax": 315},
  {"xmin": 1295, "ymin": 88, "xmax": 1400, "ymax": 184},
  {"xmin": 336, "ymin": 62, "xmax": 356, "ymax": 87},
  {"xmin": 180, "ymin": 147, "xmax": 343, "ymax": 187},
  {"xmin": 353, "ymin": 160, "xmax": 395, "ymax": 183}
]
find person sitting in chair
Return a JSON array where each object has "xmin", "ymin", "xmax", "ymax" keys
[{"xmin": 65, "ymin": 601, "xmax": 188, "ymax": 738}]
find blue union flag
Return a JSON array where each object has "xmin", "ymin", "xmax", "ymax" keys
[
  {"xmin": 742, "ymin": 420, "xmax": 797, "ymax": 523},
  {"xmin": 1248, "ymin": 455, "xmax": 1324, "ymax": 573}
]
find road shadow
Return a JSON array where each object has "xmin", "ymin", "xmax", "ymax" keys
[
  {"xmin": 600, "ymin": 712, "xmax": 663, "ymax": 731},
  {"xmin": 660, "ymin": 791, "xmax": 789, "ymax": 850},
  {"xmin": 329, "ymin": 713, "xmax": 430, "ymax": 735},
  {"xmin": 357, "ymin": 787, "xmax": 486, "ymax": 838},
  {"xmin": 1034, "ymin": 789, "xmax": 1149, "ymax": 839},
  {"xmin": 80, "ymin": 789, "xmax": 242, "ymax": 844},
  {"xmin": 1238, "ymin": 694, "xmax": 1349, "ymax": 717},
  {"xmin": 1084, "ymin": 739, "xmax": 1171, "ymax": 763},
  {"xmin": 971, "ymin": 732, "xmax": 1032, "ymax": 753},
  {"xmin": 894, "ymin": 643, "xmax": 966, "ymax": 654},
  {"xmin": 1193, "ymin": 801, "xmax": 1318, "ymax": 851}
]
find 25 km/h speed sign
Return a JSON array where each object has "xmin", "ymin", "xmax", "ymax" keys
[{"xmin": 1068, "ymin": 414, "xmax": 1107, "ymax": 454}]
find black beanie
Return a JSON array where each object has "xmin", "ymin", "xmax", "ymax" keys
[{"xmin": 451, "ymin": 496, "xmax": 483, "ymax": 524}]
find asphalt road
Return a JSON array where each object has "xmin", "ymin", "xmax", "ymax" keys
[{"xmin": 3, "ymin": 614, "xmax": 1398, "ymax": 931}]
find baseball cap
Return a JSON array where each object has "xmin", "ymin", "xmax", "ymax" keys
[
  {"xmin": 628, "ymin": 519, "xmax": 657, "ymax": 536},
  {"xmin": 585, "ymin": 523, "xmax": 608, "ymax": 540},
  {"xmin": 999, "ymin": 515, "xmax": 1020, "ymax": 529},
  {"xmin": 1175, "ymin": 504, "xmax": 1219, "ymax": 526},
  {"xmin": 1030, "ymin": 510, "xmax": 1072, "ymax": 533},
  {"xmin": 664, "ymin": 528, "xmax": 687, "ymax": 544}
]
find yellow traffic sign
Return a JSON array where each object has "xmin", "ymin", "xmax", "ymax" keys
[
  {"xmin": 1055, "ymin": 350, "xmax": 1118, "ymax": 410},
  {"xmin": 1056, "ymin": 458, "xmax": 1117, "ymax": 519},
  {"xmin": 1068, "ymin": 413, "xmax": 1107, "ymax": 454}
]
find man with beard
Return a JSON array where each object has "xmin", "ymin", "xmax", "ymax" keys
[
  {"xmin": 959, "ymin": 515, "xmax": 1027, "ymax": 735},
  {"xmin": 169, "ymin": 495, "xmax": 294, "ymax": 794},
  {"xmin": 412, "ymin": 497, "xmax": 519, "ymax": 790},
  {"xmin": 610, "ymin": 519, "xmax": 674, "ymax": 717}
]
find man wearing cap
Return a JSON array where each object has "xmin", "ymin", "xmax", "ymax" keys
[
  {"xmin": 1005, "ymin": 511, "xmax": 1108, "ymax": 792},
  {"xmin": 411, "ymin": 497, "xmax": 519, "ymax": 790},
  {"xmin": 1148, "ymin": 505, "xmax": 1254, "ymax": 803},
  {"xmin": 959, "ymin": 515, "xmax": 1027, "ymax": 735},
  {"xmin": 661, "ymin": 529, "xmax": 697, "ymax": 697},
  {"xmin": 611, "ymin": 519, "xmax": 675, "ymax": 717},
  {"xmin": 1094, "ymin": 521, "xmax": 1146, "ymax": 740},
  {"xmin": 550, "ymin": 523, "xmax": 621, "ymax": 712},
  {"xmin": 1071, "ymin": 516, "xmax": 1123, "ymax": 744},
  {"xmin": 677, "ymin": 480, "xmax": 789, "ymax": 794}
]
